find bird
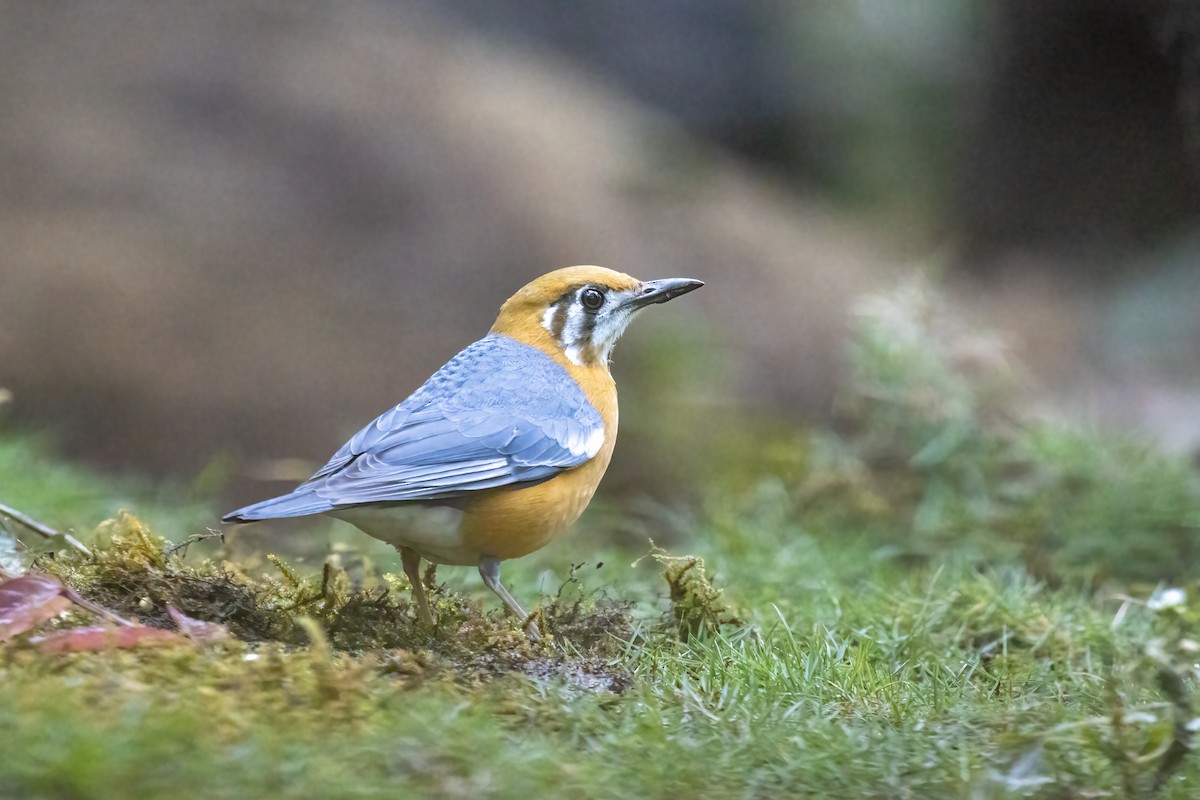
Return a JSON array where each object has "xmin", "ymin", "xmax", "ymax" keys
[{"xmin": 222, "ymin": 266, "xmax": 703, "ymax": 636}]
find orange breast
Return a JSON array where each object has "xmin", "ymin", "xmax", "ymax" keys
[{"xmin": 460, "ymin": 363, "xmax": 618, "ymax": 560}]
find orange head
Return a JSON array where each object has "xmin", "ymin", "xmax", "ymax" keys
[{"xmin": 490, "ymin": 266, "xmax": 704, "ymax": 368}]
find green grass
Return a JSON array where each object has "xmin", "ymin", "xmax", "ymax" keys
[
  {"xmin": 2, "ymin": 281, "xmax": 1198, "ymax": 798},
  {"xmin": 0, "ymin": 512, "xmax": 1193, "ymax": 799}
]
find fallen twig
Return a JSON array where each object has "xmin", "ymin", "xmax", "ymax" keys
[
  {"xmin": 61, "ymin": 585, "xmax": 134, "ymax": 627},
  {"xmin": 0, "ymin": 501, "xmax": 93, "ymax": 558}
]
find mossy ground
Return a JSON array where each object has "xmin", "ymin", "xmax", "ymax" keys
[{"xmin": 3, "ymin": 281, "xmax": 1200, "ymax": 798}]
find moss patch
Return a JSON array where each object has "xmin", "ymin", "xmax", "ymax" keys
[{"xmin": 35, "ymin": 512, "xmax": 637, "ymax": 692}]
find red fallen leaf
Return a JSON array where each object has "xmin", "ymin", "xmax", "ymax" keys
[
  {"xmin": 32, "ymin": 625, "xmax": 188, "ymax": 653},
  {"xmin": 167, "ymin": 605, "xmax": 230, "ymax": 643},
  {"xmin": 0, "ymin": 574, "xmax": 72, "ymax": 641}
]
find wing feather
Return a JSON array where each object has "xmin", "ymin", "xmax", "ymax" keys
[{"xmin": 296, "ymin": 334, "xmax": 603, "ymax": 508}]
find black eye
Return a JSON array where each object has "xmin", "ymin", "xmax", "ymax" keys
[{"xmin": 580, "ymin": 287, "xmax": 605, "ymax": 311}]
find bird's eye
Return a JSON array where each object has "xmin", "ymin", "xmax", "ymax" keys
[{"xmin": 580, "ymin": 287, "xmax": 605, "ymax": 311}]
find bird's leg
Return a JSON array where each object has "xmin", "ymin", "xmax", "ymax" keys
[
  {"xmin": 478, "ymin": 556, "xmax": 540, "ymax": 639},
  {"xmin": 477, "ymin": 556, "xmax": 527, "ymax": 617},
  {"xmin": 401, "ymin": 547, "xmax": 435, "ymax": 627}
]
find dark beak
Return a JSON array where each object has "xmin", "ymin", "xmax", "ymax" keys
[{"xmin": 627, "ymin": 278, "xmax": 705, "ymax": 309}]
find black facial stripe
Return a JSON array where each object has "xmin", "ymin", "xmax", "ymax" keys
[
  {"xmin": 573, "ymin": 287, "xmax": 603, "ymax": 338},
  {"xmin": 580, "ymin": 305, "xmax": 598, "ymax": 339},
  {"xmin": 551, "ymin": 301, "xmax": 568, "ymax": 339}
]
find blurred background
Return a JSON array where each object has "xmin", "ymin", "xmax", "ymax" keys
[{"xmin": 2, "ymin": 0, "xmax": 1199, "ymax": 510}]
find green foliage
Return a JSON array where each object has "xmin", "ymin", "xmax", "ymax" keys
[
  {"xmin": 2, "ymin": 280, "xmax": 1200, "ymax": 796},
  {"xmin": 823, "ymin": 278, "xmax": 1200, "ymax": 581}
]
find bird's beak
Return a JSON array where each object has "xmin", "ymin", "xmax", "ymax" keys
[{"xmin": 626, "ymin": 278, "xmax": 705, "ymax": 310}]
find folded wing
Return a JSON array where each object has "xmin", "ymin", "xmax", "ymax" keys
[{"xmin": 223, "ymin": 335, "xmax": 604, "ymax": 521}]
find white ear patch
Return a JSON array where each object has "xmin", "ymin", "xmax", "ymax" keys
[{"xmin": 541, "ymin": 305, "xmax": 558, "ymax": 334}]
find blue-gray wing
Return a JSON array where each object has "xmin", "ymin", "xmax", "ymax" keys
[{"xmin": 223, "ymin": 334, "xmax": 604, "ymax": 521}]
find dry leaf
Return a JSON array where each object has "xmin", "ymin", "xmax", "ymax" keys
[
  {"xmin": 167, "ymin": 605, "xmax": 230, "ymax": 643},
  {"xmin": 33, "ymin": 625, "xmax": 187, "ymax": 653},
  {"xmin": 0, "ymin": 574, "xmax": 72, "ymax": 640}
]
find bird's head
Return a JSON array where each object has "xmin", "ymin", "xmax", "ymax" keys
[{"xmin": 491, "ymin": 266, "xmax": 704, "ymax": 368}]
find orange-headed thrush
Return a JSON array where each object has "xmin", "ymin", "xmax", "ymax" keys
[{"xmin": 223, "ymin": 266, "xmax": 704, "ymax": 635}]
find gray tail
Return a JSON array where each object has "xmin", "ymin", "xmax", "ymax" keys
[{"xmin": 222, "ymin": 490, "xmax": 334, "ymax": 523}]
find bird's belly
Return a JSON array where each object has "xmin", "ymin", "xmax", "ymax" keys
[
  {"xmin": 333, "ymin": 433, "xmax": 615, "ymax": 565},
  {"xmin": 460, "ymin": 455, "xmax": 610, "ymax": 561},
  {"xmin": 330, "ymin": 505, "xmax": 480, "ymax": 566}
]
